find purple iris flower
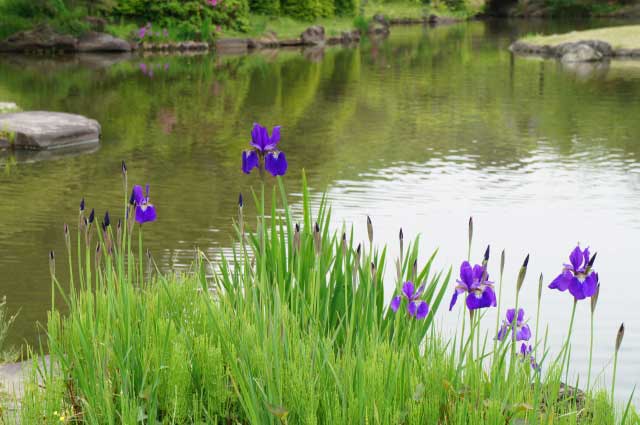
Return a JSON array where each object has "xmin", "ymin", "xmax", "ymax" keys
[
  {"xmin": 520, "ymin": 343, "xmax": 540, "ymax": 371},
  {"xmin": 449, "ymin": 261, "xmax": 497, "ymax": 311},
  {"xmin": 497, "ymin": 308, "xmax": 532, "ymax": 342},
  {"xmin": 390, "ymin": 281, "xmax": 429, "ymax": 319},
  {"xmin": 138, "ymin": 27, "xmax": 147, "ymax": 39},
  {"xmin": 241, "ymin": 123, "xmax": 287, "ymax": 176},
  {"xmin": 130, "ymin": 184, "xmax": 157, "ymax": 224},
  {"xmin": 549, "ymin": 245, "xmax": 598, "ymax": 300}
]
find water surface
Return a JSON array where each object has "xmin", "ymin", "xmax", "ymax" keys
[{"xmin": 1, "ymin": 19, "xmax": 640, "ymax": 402}]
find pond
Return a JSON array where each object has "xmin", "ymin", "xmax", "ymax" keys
[{"xmin": 1, "ymin": 18, "xmax": 640, "ymax": 402}]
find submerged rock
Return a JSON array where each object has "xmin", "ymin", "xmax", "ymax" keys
[
  {"xmin": 0, "ymin": 102, "xmax": 19, "ymax": 113},
  {"xmin": 561, "ymin": 44, "xmax": 603, "ymax": 63},
  {"xmin": 77, "ymin": 32, "xmax": 131, "ymax": 52},
  {"xmin": 0, "ymin": 111, "xmax": 100, "ymax": 150}
]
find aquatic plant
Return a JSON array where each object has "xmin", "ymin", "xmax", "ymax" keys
[{"xmin": 11, "ymin": 123, "xmax": 639, "ymax": 424}]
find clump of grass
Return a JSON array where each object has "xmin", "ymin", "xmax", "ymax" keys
[{"xmin": 6, "ymin": 149, "xmax": 637, "ymax": 424}]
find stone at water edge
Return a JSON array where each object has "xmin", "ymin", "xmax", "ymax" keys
[
  {"xmin": 0, "ymin": 111, "xmax": 100, "ymax": 150},
  {"xmin": 77, "ymin": 32, "xmax": 132, "ymax": 52},
  {"xmin": 561, "ymin": 44, "xmax": 603, "ymax": 63},
  {"xmin": 301, "ymin": 26, "xmax": 326, "ymax": 46}
]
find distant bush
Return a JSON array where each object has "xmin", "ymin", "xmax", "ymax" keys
[
  {"xmin": 335, "ymin": 0, "xmax": 360, "ymax": 16},
  {"xmin": 249, "ymin": 0, "xmax": 280, "ymax": 15},
  {"xmin": 114, "ymin": 0, "xmax": 250, "ymax": 34}
]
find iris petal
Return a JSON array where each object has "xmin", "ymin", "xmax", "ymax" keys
[
  {"xmin": 449, "ymin": 291, "xmax": 459, "ymax": 311},
  {"xmin": 390, "ymin": 296, "xmax": 401, "ymax": 312},
  {"xmin": 459, "ymin": 261, "xmax": 474, "ymax": 289},
  {"xmin": 402, "ymin": 281, "xmax": 415, "ymax": 300},
  {"xmin": 569, "ymin": 246, "xmax": 583, "ymax": 271},
  {"xmin": 242, "ymin": 150, "xmax": 259, "ymax": 174},
  {"xmin": 415, "ymin": 301, "xmax": 429, "ymax": 319},
  {"xmin": 568, "ymin": 277, "xmax": 586, "ymax": 300}
]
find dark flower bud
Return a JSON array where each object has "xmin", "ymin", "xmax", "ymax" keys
[
  {"xmin": 371, "ymin": 262, "xmax": 377, "ymax": 282},
  {"xmin": 80, "ymin": 198, "xmax": 85, "ymax": 212},
  {"xmin": 48, "ymin": 250, "xmax": 55, "ymax": 277},
  {"xmin": 538, "ymin": 273, "xmax": 543, "ymax": 302},
  {"xmin": 591, "ymin": 283, "xmax": 600, "ymax": 313},
  {"xmin": 588, "ymin": 252, "xmax": 597, "ymax": 269},
  {"xmin": 88, "ymin": 209, "xmax": 95, "ymax": 224},
  {"xmin": 483, "ymin": 245, "xmax": 490, "ymax": 263},
  {"xmin": 516, "ymin": 254, "xmax": 529, "ymax": 293},
  {"xmin": 102, "ymin": 211, "xmax": 110, "ymax": 231},
  {"xmin": 399, "ymin": 228, "xmax": 404, "ymax": 261},
  {"xmin": 63, "ymin": 223, "xmax": 69, "ymax": 237},
  {"xmin": 616, "ymin": 323, "xmax": 625, "ymax": 352},
  {"xmin": 355, "ymin": 243, "xmax": 361, "ymax": 267},
  {"xmin": 341, "ymin": 232, "xmax": 347, "ymax": 259},
  {"xmin": 367, "ymin": 216, "xmax": 373, "ymax": 245},
  {"xmin": 121, "ymin": 160, "xmax": 127, "ymax": 176},
  {"xmin": 238, "ymin": 193, "xmax": 243, "ymax": 208},
  {"xmin": 500, "ymin": 249, "xmax": 505, "ymax": 277},
  {"xmin": 399, "ymin": 228, "xmax": 403, "ymax": 242},
  {"xmin": 293, "ymin": 223, "xmax": 301, "ymax": 252},
  {"xmin": 468, "ymin": 217, "xmax": 473, "ymax": 249},
  {"xmin": 313, "ymin": 222, "xmax": 321, "ymax": 254},
  {"xmin": 412, "ymin": 259, "xmax": 417, "ymax": 283},
  {"xmin": 95, "ymin": 243, "xmax": 101, "ymax": 265}
]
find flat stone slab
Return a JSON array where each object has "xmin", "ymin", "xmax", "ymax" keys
[{"xmin": 0, "ymin": 111, "xmax": 100, "ymax": 150}]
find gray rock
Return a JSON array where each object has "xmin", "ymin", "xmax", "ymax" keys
[
  {"xmin": 0, "ymin": 24, "xmax": 76, "ymax": 53},
  {"xmin": 560, "ymin": 44, "xmax": 603, "ymax": 63},
  {"xmin": 215, "ymin": 38, "xmax": 248, "ymax": 53},
  {"xmin": 301, "ymin": 26, "xmax": 325, "ymax": 46},
  {"xmin": 0, "ymin": 111, "xmax": 100, "ymax": 150},
  {"xmin": 77, "ymin": 32, "xmax": 131, "ymax": 52}
]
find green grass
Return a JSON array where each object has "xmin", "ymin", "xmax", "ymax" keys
[
  {"xmin": 4, "ymin": 162, "xmax": 638, "ymax": 424},
  {"xmin": 523, "ymin": 25, "xmax": 640, "ymax": 49}
]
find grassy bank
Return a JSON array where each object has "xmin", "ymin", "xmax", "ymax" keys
[
  {"xmin": 523, "ymin": 25, "xmax": 640, "ymax": 49},
  {"xmin": 3, "ymin": 122, "xmax": 637, "ymax": 423},
  {"xmin": 221, "ymin": 1, "xmax": 482, "ymax": 39}
]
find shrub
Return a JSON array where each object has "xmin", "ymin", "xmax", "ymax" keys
[
  {"xmin": 114, "ymin": 0, "xmax": 250, "ymax": 34},
  {"xmin": 249, "ymin": 0, "xmax": 280, "ymax": 15}
]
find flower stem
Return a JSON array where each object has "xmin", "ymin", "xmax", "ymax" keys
[
  {"xmin": 559, "ymin": 299, "xmax": 578, "ymax": 379},
  {"xmin": 611, "ymin": 348, "xmax": 619, "ymax": 407},
  {"xmin": 587, "ymin": 309, "xmax": 594, "ymax": 392}
]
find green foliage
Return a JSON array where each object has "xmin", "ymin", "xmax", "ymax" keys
[
  {"xmin": 249, "ymin": 0, "xmax": 280, "ymax": 16},
  {"xmin": 114, "ymin": 0, "xmax": 250, "ymax": 33},
  {"xmin": 280, "ymin": 0, "xmax": 334, "ymax": 20},
  {"xmin": 335, "ymin": 0, "xmax": 360, "ymax": 16}
]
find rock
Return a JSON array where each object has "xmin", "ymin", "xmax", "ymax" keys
[
  {"xmin": 77, "ymin": 32, "xmax": 131, "ymax": 52},
  {"xmin": 279, "ymin": 39, "xmax": 303, "ymax": 47},
  {"xmin": 368, "ymin": 21, "xmax": 390, "ymax": 36},
  {"xmin": 301, "ymin": 26, "xmax": 325, "ymax": 46},
  {"xmin": 248, "ymin": 32, "xmax": 279, "ymax": 49},
  {"xmin": 83, "ymin": 16, "xmax": 107, "ymax": 32},
  {"xmin": 0, "ymin": 102, "xmax": 19, "ymax": 113},
  {"xmin": 0, "ymin": 24, "xmax": 77, "ymax": 53},
  {"xmin": 215, "ymin": 38, "xmax": 248, "ymax": 53},
  {"xmin": 0, "ymin": 111, "xmax": 100, "ymax": 150},
  {"xmin": 555, "ymin": 40, "xmax": 612, "ymax": 57},
  {"xmin": 561, "ymin": 44, "xmax": 603, "ymax": 63}
]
